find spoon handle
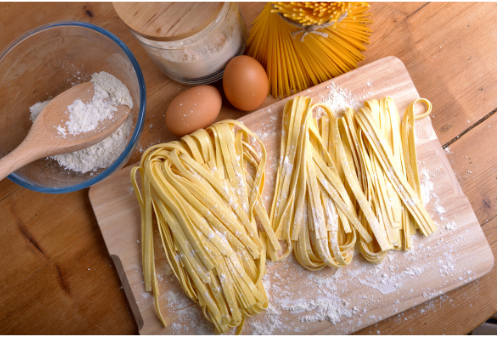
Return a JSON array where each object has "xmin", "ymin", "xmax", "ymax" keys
[{"xmin": 0, "ymin": 140, "xmax": 41, "ymax": 181}]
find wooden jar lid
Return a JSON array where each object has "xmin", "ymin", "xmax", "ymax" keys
[{"xmin": 113, "ymin": 2, "xmax": 224, "ymax": 41}]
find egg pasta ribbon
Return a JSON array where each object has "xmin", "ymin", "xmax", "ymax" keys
[
  {"xmin": 336, "ymin": 97, "xmax": 437, "ymax": 262},
  {"xmin": 354, "ymin": 100, "xmax": 437, "ymax": 237},
  {"xmin": 271, "ymin": 95, "xmax": 437, "ymax": 268},
  {"xmin": 131, "ymin": 120, "xmax": 280, "ymax": 334},
  {"xmin": 271, "ymin": 96, "xmax": 373, "ymax": 270}
]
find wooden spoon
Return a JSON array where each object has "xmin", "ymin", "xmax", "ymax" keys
[{"xmin": 0, "ymin": 82, "xmax": 131, "ymax": 181}]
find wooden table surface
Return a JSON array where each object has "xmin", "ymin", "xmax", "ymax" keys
[{"xmin": 0, "ymin": 2, "xmax": 496, "ymax": 335}]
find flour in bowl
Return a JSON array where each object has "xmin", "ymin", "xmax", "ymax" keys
[{"xmin": 30, "ymin": 71, "xmax": 133, "ymax": 173}]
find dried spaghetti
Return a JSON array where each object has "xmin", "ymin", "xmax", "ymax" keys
[
  {"xmin": 246, "ymin": 2, "xmax": 372, "ymax": 98},
  {"xmin": 272, "ymin": 2, "xmax": 366, "ymax": 26}
]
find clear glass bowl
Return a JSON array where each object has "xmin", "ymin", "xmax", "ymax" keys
[{"xmin": 0, "ymin": 21, "xmax": 146, "ymax": 193}]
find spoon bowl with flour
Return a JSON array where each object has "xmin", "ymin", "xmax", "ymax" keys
[{"xmin": 0, "ymin": 79, "xmax": 132, "ymax": 181}]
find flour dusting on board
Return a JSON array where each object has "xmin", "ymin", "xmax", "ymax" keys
[
  {"xmin": 420, "ymin": 168, "xmax": 434, "ymax": 205},
  {"xmin": 318, "ymin": 83, "xmax": 361, "ymax": 114},
  {"xmin": 115, "ymin": 74, "xmax": 489, "ymax": 335}
]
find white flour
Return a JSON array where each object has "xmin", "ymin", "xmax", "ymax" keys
[
  {"xmin": 30, "ymin": 100, "xmax": 51, "ymax": 122},
  {"xmin": 30, "ymin": 71, "xmax": 133, "ymax": 173},
  {"xmin": 420, "ymin": 168, "xmax": 434, "ymax": 205},
  {"xmin": 142, "ymin": 3, "xmax": 243, "ymax": 79},
  {"xmin": 280, "ymin": 294, "xmax": 358, "ymax": 325},
  {"xmin": 58, "ymin": 72, "xmax": 132, "ymax": 136},
  {"xmin": 316, "ymin": 83, "xmax": 361, "ymax": 117}
]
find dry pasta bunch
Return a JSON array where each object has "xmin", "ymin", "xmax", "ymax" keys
[
  {"xmin": 272, "ymin": 2, "xmax": 368, "ymax": 26},
  {"xmin": 131, "ymin": 121, "xmax": 281, "ymax": 334},
  {"xmin": 270, "ymin": 96, "xmax": 373, "ymax": 270},
  {"xmin": 246, "ymin": 3, "xmax": 372, "ymax": 98}
]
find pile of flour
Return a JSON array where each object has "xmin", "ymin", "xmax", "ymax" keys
[{"xmin": 30, "ymin": 71, "xmax": 133, "ymax": 173}]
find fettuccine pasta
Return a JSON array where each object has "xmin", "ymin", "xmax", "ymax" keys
[
  {"xmin": 271, "ymin": 96, "xmax": 437, "ymax": 268},
  {"xmin": 131, "ymin": 93, "xmax": 438, "ymax": 333},
  {"xmin": 131, "ymin": 120, "xmax": 280, "ymax": 334},
  {"xmin": 270, "ymin": 97, "xmax": 373, "ymax": 270}
]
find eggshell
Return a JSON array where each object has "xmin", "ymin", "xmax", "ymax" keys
[
  {"xmin": 223, "ymin": 55, "xmax": 268, "ymax": 111},
  {"xmin": 166, "ymin": 85, "xmax": 222, "ymax": 136}
]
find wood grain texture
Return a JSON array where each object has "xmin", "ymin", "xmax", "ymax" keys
[
  {"xmin": 89, "ymin": 57, "xmax": 493, "ymax": 334},
  {"xmin": 1, "ymin": 2, "xmax": 497, "ymax": 335},
  {"xmin": 357, "ymin": 215, "xmax": 497, "ymax": 335},
  {"xmin": 113, "ymin": 2, "xmax": 223, "ymax": 40},
  {"xmin": 364, "ymin": 2, "xmax": 497, "ymax": 147}
]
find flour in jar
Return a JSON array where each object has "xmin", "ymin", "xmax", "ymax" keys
[
  {"xmin": 30, "ymin": 71, "xmax": 133, "ymax": 173},
  {"xmin": 142, "ymin": 3, "xmax": 243, "ymax": 79}
]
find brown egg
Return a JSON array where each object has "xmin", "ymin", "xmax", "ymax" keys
[
  {"xmin": 223, "ymin": 55, "xmax": 268, "ymax": 111},
  {"xmin": 166, "ymin": 85, "xmax": 222, "ymax": 136}
]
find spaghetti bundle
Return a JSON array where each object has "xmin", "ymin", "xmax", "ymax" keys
[
  {"xmin": 246, "ymin": 2, "xmax": 372, "ymax": 98},
  {"xmin": 272, "ymin": 2, "xmax": 365, "ymax": 26},
  {"xmin": 271, "ymin": 96, "xmax": 437, "ymax": 268},
  {"xmin": 131, "ymin": 121, "xmax": 280, "ymax": 333}
]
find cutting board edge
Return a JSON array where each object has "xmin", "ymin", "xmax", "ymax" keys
[
  {"xmin": 111, "ymin": 253, "xmax": 145, "ymax": 332},
  {"xmin": 88, "ymin": 186, "xmax": 147, "ymax": 333}
]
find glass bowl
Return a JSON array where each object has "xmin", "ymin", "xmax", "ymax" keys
[{"xmin": 0, "ymin": 21, "xmax": 146, "ymax": 193}]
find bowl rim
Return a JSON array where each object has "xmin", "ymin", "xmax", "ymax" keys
[{"xmin": 2, "ymin": 21, "xmax": 146, "ymax": 194}]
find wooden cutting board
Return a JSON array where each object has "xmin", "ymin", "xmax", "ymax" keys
[{"xmin": 88, "ymin": 56, "xmax": 494, "ymax": 335}]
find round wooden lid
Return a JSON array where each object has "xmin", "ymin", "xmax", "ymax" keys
[{"xmin": 113, "ymin": 2, "xmax": 224, "ymax": 41}]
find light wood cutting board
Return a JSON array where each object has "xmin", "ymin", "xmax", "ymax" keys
[{"xmin": 88, "ymin": 56, "xmax": 494, "ymax": 335}]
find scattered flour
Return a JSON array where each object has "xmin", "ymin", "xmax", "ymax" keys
[
  {"xmin": 358, "ymin": 274, "xmax": 403, "ymax": 295},
  {"xmin": 137, "ymin": 291, "xmax": 153, "ymax": 306},
  {"xmin": 165, "ymin": 290, "xmax": 192, "ymax": 310},
  {"xmin": 420, "ymin": 168, "xmax": 434, "ymax": 206},
  {"xmin": 280, "ymin": 295, "xmax": 359, "ymax": 325},
  {"xmin": 316, "ymin": 83, "xmax": 361, "ymax": 117},
  {"xmin": 445, "ymin": 222, "xmax": 456, "ymax": 231},
  {"xmin": 434, "ymin": 204, "xmax": 446, "ymax": 215},
  {"xmin": 250, "ymin": 315, "xmax": 284, "ymax": 335},
  {"xmin": 29, "ymin": 71, "xmax": 133, "ymax": 173},
  {"xmin": 437, "ymin": 251, "xmax": 455, "ymax": 277},
  {"xmin": 170, "ymin": 323, "xmax": 182, "ymax": 332}
]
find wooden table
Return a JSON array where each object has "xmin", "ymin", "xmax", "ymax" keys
[{"xmin": 0, "ymin": 2, "xmax": 495, "ymax": 335}]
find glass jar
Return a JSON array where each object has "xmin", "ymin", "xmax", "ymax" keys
[{"xmin": 122, "ymin": 3, "xmax": 246, "ymax": 85}]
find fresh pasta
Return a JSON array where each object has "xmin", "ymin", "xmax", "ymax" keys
[
  {"xmin": 270, "ymin": 96, "xmax": 373, "ymax": 270},
  {"xmin": 131, "ymin": 120, "xmax": 280, "ymax": 334},
  {"xmin": 131, "ymin": 92, "xmax": 438, "ymax": 333},
  {"xmin": 270, "ymin": 96, "xmax": 437, "ymax": 268}
]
